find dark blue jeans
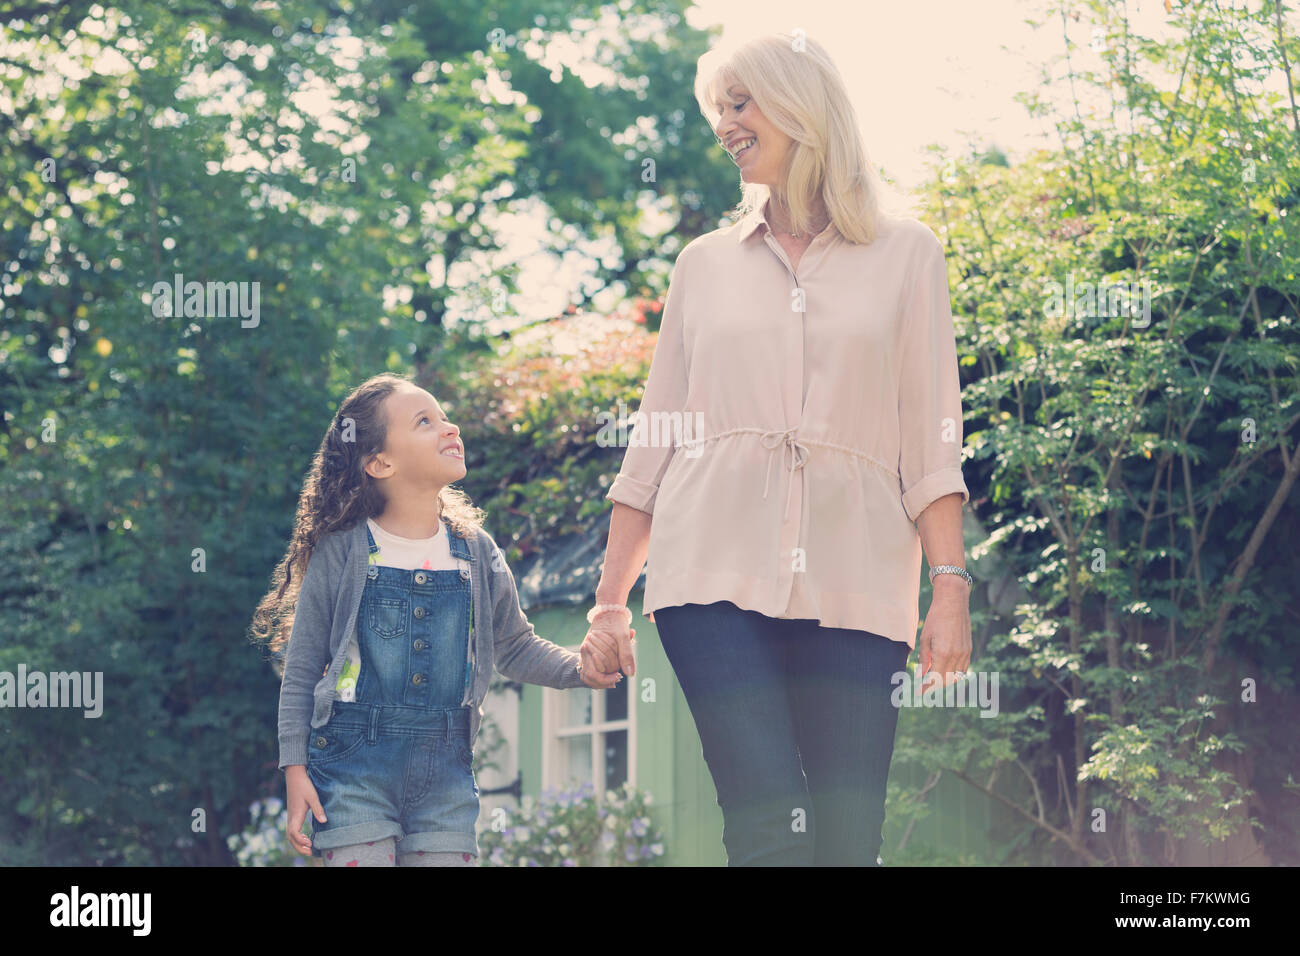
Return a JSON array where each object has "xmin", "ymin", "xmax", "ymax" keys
[{"xmin": 654, "ymin": 600, "xmax": 910, "ymax": 866}]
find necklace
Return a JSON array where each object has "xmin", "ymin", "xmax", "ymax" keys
[
  {"xmin": 771, "ymin": 221, "xmax": 828, "ymax": 240},
  {"xmin": 767, "ymin": 211, "xmax": 830, "ymax": 240}
]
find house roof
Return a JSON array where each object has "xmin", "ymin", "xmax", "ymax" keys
[{"xmin": 510, "ymin": 511, "xmax": 646, "ymax": 613}]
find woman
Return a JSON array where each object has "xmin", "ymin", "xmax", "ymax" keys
[{"xmin": 578, "ymin": 32, "xmax": 973, "ymax": 866}]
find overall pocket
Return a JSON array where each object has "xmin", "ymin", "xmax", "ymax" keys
[
  {"xmin": 363, "ymin": 596, "xmax": 409, "ymax": 640},
  {"xmin": 307, "ymin": 727, "xmax": 367, "ymax": 767}
]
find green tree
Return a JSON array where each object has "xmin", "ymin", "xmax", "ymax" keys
[
  {"xmin": 0, "ymin": 0, "xmax": 728, "ymax": 864},
  {"xmin": 890, "ymin": 0, "xmax": 1300, "ymax": 865}
]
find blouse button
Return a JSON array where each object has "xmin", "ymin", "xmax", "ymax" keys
[
  {"xmin": 413, "ymin": 639, "xmax": 425, "ymax": 651},
  {"xmin": 413, "ymin": 606, "xmax": 425, "ymax": 619},
  {"xmin": 412, "ymin": 673, "xmax": 425, "ymax": 685}
]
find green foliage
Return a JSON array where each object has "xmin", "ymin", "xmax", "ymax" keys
[
  {"xmin": 886, "ymin": 0, "xmax": 1300, "ymax": 865},
  {"xmin": 0, "ymin": 0, "xmax": 718, "ymax": 865},
  {"xmin": 226, "ymin": 797, "xmax": 309, "ymax": 867},
  {"xmin": 477, "ymin": 780, "xmax": 665, "ymax": 866},
  {"xmin": 448, "ymin": 315, "xmax": 658, "ymax": 558}
]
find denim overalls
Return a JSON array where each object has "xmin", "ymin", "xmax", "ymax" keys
[{"xmin": 307, "ymin": 519, "xmax": 479, "ymax": 858}]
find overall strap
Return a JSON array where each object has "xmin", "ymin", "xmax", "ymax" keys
[
  {"xmin": 444, "ymin": 516, "xmax": 472, "ymax": 562},
  {"xmin": 364, "ymin": 520, "xmax": 380, "ymax": 575}
]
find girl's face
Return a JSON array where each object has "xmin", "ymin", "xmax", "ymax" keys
[
  {"xmin": 713, "ymin": 85, "xmax": 792, "ymax": 188},
  {"xmin": 363, "ymin": 385, "xmax": 465, "ymax": 492}
]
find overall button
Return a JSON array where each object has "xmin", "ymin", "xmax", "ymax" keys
[
  {"xmin": 314, "ymin": 736, "xmax": 327, "ymax": 748},
  {"xmin": 367, "ymin": 566, "xmax": 378, "ymax": 579},
  {"xmin": 412, "ymin": 673, "xmax": 425, "ymax": 685},
  {"xmin": 459, "ymin": 569, "xmax": 470, "ymax": 581},
  {"xmin": 413, "ymin": 606, "xmax": 425, "ymax": 618},
  {"xmin": 413, "ymin": 639, "xmax": 426, "ymax": 651},
  {"xmin": 414, "ymin": 572, "xmax": 427, "ymax": 585}
]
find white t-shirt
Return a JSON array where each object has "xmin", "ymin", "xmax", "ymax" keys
[{"xmin": 334, "ymin": 517, "xmax": 469, "ymax": 702}]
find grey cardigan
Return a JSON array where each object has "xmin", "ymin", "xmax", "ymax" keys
[{"xmin": 277, "ymin": 516, "xmax": 586, "ymax": 770}]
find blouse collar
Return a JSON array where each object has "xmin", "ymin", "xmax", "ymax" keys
[{"xmin": 735, "ymin": 198, "xmax": 839, "ymax": 244}]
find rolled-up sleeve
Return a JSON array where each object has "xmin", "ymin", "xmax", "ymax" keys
[
  {"xmin": 896, "ymin": 229, "xmax": 970, "ymax": 523},
  {"xmin": 604, "ymin": 245, "xmax": 692, "ymax": 516}
]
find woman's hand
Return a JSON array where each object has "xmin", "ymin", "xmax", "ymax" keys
[
  {"xmin": 917, "ymin": 578, "xmax": 972, "ymax": 692},
  {"xmin": 580, "ymin": 609, "xmax": 636, "ymax": 689},
  {"xmin": 285, "ymin": 765, "xmax": 326, "ymax": 855}
]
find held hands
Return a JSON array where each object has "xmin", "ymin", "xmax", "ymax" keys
[
  {"xmin": 579, "ymin": 607, "xmax": 636, "ymax": 690},
  {"xmin": 917, "ymin": 577, "xmax": 972, "ymax": 693},
  {"xmin": 285, "ymin": 765, "xmax": 326, "ymax": 855}
]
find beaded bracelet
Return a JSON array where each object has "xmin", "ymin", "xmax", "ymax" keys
[{"xmin": 586, "ymin": 603, "xmax": 632, "ymax": 624}]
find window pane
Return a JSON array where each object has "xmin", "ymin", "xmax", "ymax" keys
[
  {"xmin": 604, "ymin": 682, "xmax": 627, "ymax": 721},
  {"xmin": 603, "ymin": 729, "xmax": 627, "ymax": 791},
  {"xmin": 561, "ymin": 735, "xmax": 592, "ymax": 786},
  {"xmin": 562, "ymin": 687, "xmax": 592, "ymax": 728}
]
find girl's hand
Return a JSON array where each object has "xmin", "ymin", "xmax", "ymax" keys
[{"xmin": 285, "ymin": 765, "xmax": 326, "ymax": 855}]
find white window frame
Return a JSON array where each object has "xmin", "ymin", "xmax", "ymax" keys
[{"xmin": 541, "ymin": 678, "xmax": 637, "ymax": 798}]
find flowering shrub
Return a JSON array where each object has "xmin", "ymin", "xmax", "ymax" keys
[
  {"xmin": 478, "ymin": 780, "xmax": 665, "ymax": 866},
  {"xmin": 227, "ymin": 798, "xmax": 311, "ymax": 867}
]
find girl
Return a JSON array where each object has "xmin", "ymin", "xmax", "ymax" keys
[{"xmin": 252, "ymin": 372, "xmax": 625, "ymax": 866}]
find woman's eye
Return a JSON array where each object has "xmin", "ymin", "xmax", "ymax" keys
[{"xmin": 733, "ymin": 98, "xmax": 748, "ymax": 112}]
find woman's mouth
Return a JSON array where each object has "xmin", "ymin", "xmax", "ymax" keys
[{"xmin": 732, "ymin": 137, "xmax": 756, "ymax": 160}]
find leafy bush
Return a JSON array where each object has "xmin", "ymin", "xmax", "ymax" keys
[
  {"xmin": 227, "ymin": 798, "xmax": 310, "ymax": 867},
  {"xmin": 478, "ymin": 781, "xmax": 665, "ymax": 866}
]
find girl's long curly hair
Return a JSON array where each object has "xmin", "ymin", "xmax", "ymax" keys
[{"xmin": 250, "ymin": 372, "xmax": 485, "ymax": 671}]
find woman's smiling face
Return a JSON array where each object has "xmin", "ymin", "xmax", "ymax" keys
[{"xmin": 713, "ymin": 85, "xmax": 792, "ymax": 187}]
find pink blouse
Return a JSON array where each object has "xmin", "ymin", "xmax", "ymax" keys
[{"xmin": 605, "ymin": 202, "xmax": 970, "ymax": 650}]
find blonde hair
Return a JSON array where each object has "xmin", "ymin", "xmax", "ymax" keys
[{"xmin": 694, "ymin": 31, "xmax": 917, "ymax": 244}]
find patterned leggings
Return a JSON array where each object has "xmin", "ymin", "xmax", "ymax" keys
[{"xmin": 320, "ymin": 837, "xmax": 475, "ymax": 867}]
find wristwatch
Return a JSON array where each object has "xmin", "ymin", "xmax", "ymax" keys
[{"xmin": 928, "ymin": 564, "xmax": 973, "ymax": 587}]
